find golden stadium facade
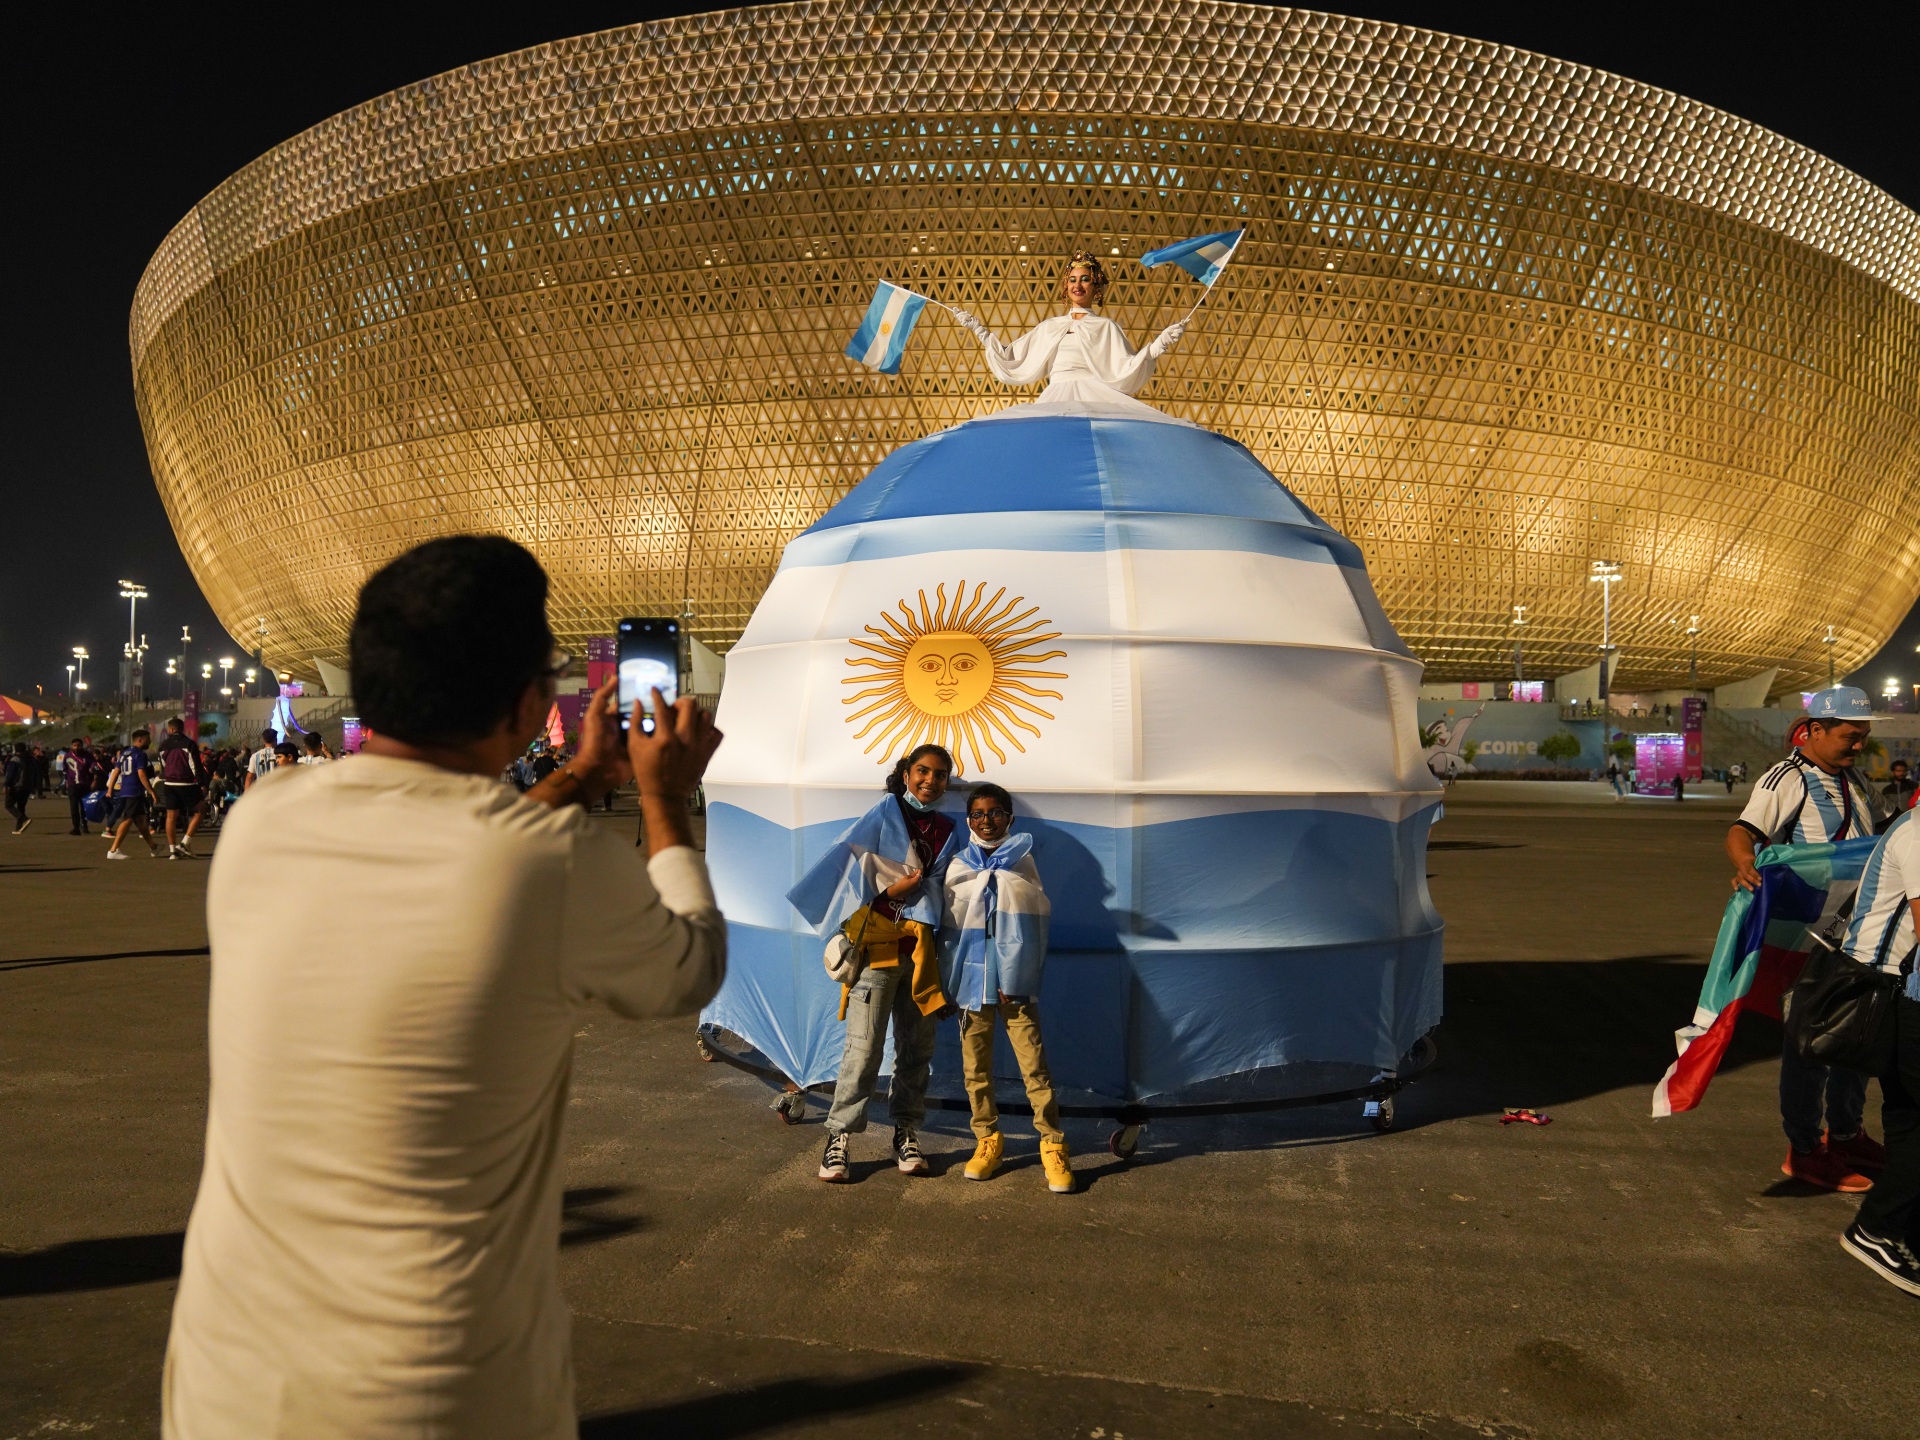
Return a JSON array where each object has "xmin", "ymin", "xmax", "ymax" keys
[{"xmin": 131, "ymin": 3, "xmax": 1920, "ymax": 691}]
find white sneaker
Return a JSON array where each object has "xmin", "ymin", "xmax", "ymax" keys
[{"xmin": 106, "ymin": 850, "xmax": 129, "ymax": 860}]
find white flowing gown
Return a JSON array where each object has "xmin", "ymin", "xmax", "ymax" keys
[{"xmin": 973, "ymin": 309, "xmax": 1176, "ymax": 422}]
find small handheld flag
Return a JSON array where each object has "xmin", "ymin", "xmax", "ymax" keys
[
  {"xmin": 845, "ymin": 281, "xmax": 929, "ymax": 374},
  {"xmin": 1141, "ymin": 229, "xmax": 1245, "ymax": 287}
]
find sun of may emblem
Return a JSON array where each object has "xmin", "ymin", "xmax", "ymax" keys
[{"xmin": 843, "ymin": 581, "xmax": 1068, "ymax": 773}]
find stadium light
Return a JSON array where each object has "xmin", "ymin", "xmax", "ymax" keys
[{"xmin": 1589, "ymin": 562, "xmax": 1621, "ymax": 712}]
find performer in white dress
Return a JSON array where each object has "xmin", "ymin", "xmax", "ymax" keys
[{"xmin": 950, "ymin": 252, "xmax": 1187, "ymax": 420}]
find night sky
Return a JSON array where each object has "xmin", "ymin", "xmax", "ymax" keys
[{"xmin": 7, "ymin": 3, "xmax": 1917, "ymax": 703}]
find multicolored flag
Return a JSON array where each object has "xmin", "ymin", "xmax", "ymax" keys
[
  {"xmin": 1651, "ymin": 836, "xmax": 1876, "ymax": 1117},
  {"xmin": 1140, "ymin": 228, "xmax": 1245, "ymax": 287},
  {"xmin": 844, "ymin": 281, "xmax": 928, "ymax": 374}
]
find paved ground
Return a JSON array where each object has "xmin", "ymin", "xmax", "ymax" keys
[{"xmin": 3, "ymin": 785, "xmax": 1916, "ymax": 1439}]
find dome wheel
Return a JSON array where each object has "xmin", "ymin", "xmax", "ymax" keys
[
  {"xmin": 775, "ymin": 1091, "xmax": 808, "ymax": 1126},
  {"xmin": 1108, "ymin": 1124, "xmax": 1142, "ymax": 1161},
  {"xmin": 1368, "ymin": 1096, "xmax": 1396, "ymax": 1133},
  {"xmin": 694, "ymin": 1033, "xmax": 716, "ymax": 1063}
]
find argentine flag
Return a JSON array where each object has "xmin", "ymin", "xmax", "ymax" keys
[
  {"xmin": 1141, "ymin": 228, "xmax": 1245, "ymax": 287},
  {"xmin": 844, "ymin": 281, "xmax": 928, "ymax": 374}
]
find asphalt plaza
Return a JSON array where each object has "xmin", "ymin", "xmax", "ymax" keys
[{"xmin": 2, "ymin": 783, "xmax": 1915, "ymax": 1439}]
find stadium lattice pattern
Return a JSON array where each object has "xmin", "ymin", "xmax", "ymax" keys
[{"xmin": 132, "ymin": 2, "xmax": 1920, "ymax": 689}]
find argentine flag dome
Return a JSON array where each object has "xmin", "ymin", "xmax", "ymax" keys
[{"xmin": 701, "ymin": 395, "xmax": 1444, "ymax": 1105}]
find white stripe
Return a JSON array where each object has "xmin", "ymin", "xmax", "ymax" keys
[{"xmin": 860, "ymin": 286, "xmax": 912, "ymax": 368}]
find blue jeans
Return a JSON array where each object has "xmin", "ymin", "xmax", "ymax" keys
[
  {"xmin": 1780, "ymin": 1032, "xmax": 1868, "ymax": 1153},
  {"xmin": 825, "ymin": 963, "xmax": 936, "ymax": 1137}
]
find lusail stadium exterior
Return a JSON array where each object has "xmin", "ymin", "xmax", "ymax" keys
[{"xmin": 131, "ymin": 2, "xmax": 1920, "ymax": 691}]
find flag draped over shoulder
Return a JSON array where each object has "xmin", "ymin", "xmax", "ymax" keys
[
  {"xmin": 1140, "ymin": 228, "xmax": 1245, "ymax": 286},
  {"xmin": 939, "ymin": 832, "xmax": 1050, "ymax": 1009},
  {"xmin": 844, "ymin": 281, "xmax": 928, "ymax": 374},
  {"xmin": 1651, "ymin": 836, "xmax": 1876, "ymax": 1117},
  {"xmin": 785, "ymin": 795, "xmax": 958, "ymax": 934}
]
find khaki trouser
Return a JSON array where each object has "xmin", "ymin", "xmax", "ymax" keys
[{"xmin": 959, "ymin": 1001, "xmax": 1064, "ymax": 1143}]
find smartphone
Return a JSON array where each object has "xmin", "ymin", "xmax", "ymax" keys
[{"xmin": 616, "ymin": 617, "xmax": 680, "ymax": 734}]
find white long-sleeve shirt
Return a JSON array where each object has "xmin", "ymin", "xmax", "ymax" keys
[
  {"xmin": 978, "ymin": 310, "xmax": 1158, "ymax": 398},
  {"xmin": 163, "ymin": 754, "xmax": 726, "ymax": 1440}
]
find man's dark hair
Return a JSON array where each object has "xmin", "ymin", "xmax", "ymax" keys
[
  {"xmin": 968, "ymin": 782, "xmax": 1014, "ymax": 814},
  {"xmin": 303, "ymin": 731, "xmax": 325, "ymax": 750},
  {"xmin": 166, "ymin": 717, "xmax": 184, "ymax": 732},
  {"xmin": 260, "ymin": 728, "xmax": 278, "ymax": 744},
  {"xmin": 350, "ymin": 535, "xmax": 553, "ymax": 746},
  {"xmin": 274, "ymin": 742, "xmax": 301, "ymax": 760},
  {"xmin": 1894, "ymin": 761, "xmax": 1910, "ymax": 773},
  {"xmin": 131, "ymin": 728, "xmax": 151, "ymax": 744}
]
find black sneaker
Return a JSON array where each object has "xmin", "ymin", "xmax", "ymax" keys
[
  {"xmin": 893, "ymin": 1125, "xmax": 930, "ymax": 1176},
  {"xmin": 1841, "ymin": 1221, "xmax": 1920, "ymax": 1296},
  {"xmin": 818, "ymin": 1131, "xmax": 850, "ymax": 1183}
]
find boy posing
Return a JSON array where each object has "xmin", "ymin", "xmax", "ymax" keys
[{"xmin": 943, "ymin": 784, "xmax": 1071, "ymax": 1193}]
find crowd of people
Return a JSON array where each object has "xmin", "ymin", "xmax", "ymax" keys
[
  {"xmin": 5, "ymin": 724, "xmax": 336, "ymax": 858},
  {"xmin": 9, "ymin": 719, "xmax": 593, "ymax": 860}
]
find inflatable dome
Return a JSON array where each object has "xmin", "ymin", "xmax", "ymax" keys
[{"xmin": 701, "ymin": 401, "xmax": 1444, "ymax": 1104}]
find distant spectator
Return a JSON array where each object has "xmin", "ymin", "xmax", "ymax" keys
[
  {"xmin": 4, "ymin": 744, "xmax": 30, "ymax": 833},
  {"xmin": 299, "ymin": 730, "xmax": 333, "ymax": 765},
  {"xmin": 1884, "ymin": 759, "xmax": 1917, "ymax": 809},
  {"xmin": 243, "ymin": 728, "xmax": 279, "ymax": 792},
  {"xmin": 63, "ymin": 737, "xmax": 97, "ymax": 834}
]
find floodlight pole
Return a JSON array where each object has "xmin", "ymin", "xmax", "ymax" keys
[
  {"xmin": 1589, "ymin": 562, "xmax": 1621, "ymax": 715},
  {"xmin": 1511, "ymin": 605, "xmax": 1528, "ymax": 689},
  {"xmin": 1686, "ymin": 615, "xmax": 1701, "ymax": 696}
]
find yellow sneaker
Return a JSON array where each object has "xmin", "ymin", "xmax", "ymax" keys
[
  {"xmin": 963, "ymin": 1131, "xmax": 1003, "ymax": 1181},
  {"xmin": 1040, "ymin": 1139, "xmax": 1074, "ymax": 1194}
]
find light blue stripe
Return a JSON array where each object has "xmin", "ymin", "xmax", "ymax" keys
[
  {"xmin": 777, "ymin": 509, "xmax": 1362, "ymax": 570},
  {"xmin": 803, "ymin": 416, "xmax": 1327, "ymax": 534}
]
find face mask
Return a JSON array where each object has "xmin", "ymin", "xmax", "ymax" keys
[{"xmin": 900, "ymin": 789, "xmax": 933, "ymax": 812}]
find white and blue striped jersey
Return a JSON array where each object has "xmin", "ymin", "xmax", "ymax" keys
[
  {"xmin": 1841, "ymin": 809, "xmax": 1920, "ymax": 997},
  {"xmin": 1736, "ymin": 753, "xmax": 1887, "ymax": 846}
]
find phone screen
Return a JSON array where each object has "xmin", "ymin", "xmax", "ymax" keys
[{"xmin": 617, "ymin": 618, "xmax": 680, "ymax": 734}]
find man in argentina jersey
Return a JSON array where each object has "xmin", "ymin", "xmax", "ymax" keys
[
  {"xmin": 1727, "ymin": 686, "xmax": 1892, "ymax": 1193},
  {"xmin": 1837, "ymin": 809, "xmax": 1920, "ymax": 1295}
]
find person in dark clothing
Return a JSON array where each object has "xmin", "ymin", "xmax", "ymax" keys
[
  {"xmin": 155, "ymin": 717, "xmax": 207, "ymax": 858},
  {"xmin": 1884, "ymin": 760, "xmax": 1917, "ymax": 810},
  {"xmin": 4, "ymin": 745, "xmax": 31, "ymax": 833},
  {"xmin": 63, "ymin": 737, "xmax": 98, "ymax": 834}
]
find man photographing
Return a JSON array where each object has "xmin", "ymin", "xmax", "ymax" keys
[{"xmin": 163, "ymin": 535, "xmax": 725, "ymax": 1440}]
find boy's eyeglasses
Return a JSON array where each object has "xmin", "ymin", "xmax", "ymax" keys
[{"xmin": 968, "ymin": 807, "xmax": 1011, "ymax": 824}]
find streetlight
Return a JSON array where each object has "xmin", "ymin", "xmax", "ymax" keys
[
  {"xmin": 1685, "ymin": 615, "xmax": 1702, "ymax": 694},
  {"xmin": 1511, "ymin": 604, "xmax": 1528, "ymax": 690},
  {"xmin": 65, "ymin": 663, "xmax": 75, "ymax": 698},
  {"xmin": 243, "ymin": 667, "xmax": 257, "ymax": 696},
  {"xmin": 179, "ymin": 626, "xmax": 192, "ymax": 700},
  {"xmin": 72, "ymin": 646, "xmax": 88, "ymax": 693},
  {"xmin": 118, "ymin": 580, "xmax": 147, "ymax": 642},
  {"xmin": 1589, "ymin": 561, "xmax": 1621, "ymax": 714},
  {"xmin": 219, "ymin": 657, "xmax": 235, "ymax": 695}
]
